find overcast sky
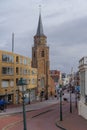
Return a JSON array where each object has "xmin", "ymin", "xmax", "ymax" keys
[{"xmin": 0, "ymin": 0, "xmax": 87, "ymax": 73}]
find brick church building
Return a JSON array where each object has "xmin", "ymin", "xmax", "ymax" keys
[{"xmin": 32, "ymin": 12, "xmax": 55, "ymax": 99}]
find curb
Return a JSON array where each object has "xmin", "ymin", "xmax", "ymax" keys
[
  {"xmin": 0, "ymin": 109, "xmax": 37, "ymax": 117},
  {"xmin": 0, "ymin": 101, "xmax": 58, "ymax": 117},
  {"xmin": 55, "ymin": 121, "xmax": 67, "ymax": 130}
]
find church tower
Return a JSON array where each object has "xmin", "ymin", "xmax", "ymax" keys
[{"xmin": 32, "ymin": 12, "xmax": 50, "ymax": 99}]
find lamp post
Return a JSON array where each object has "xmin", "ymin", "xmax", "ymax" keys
[
  {"xmin": 59, "ymin": 85, "xmax": 63, "ymax": 121},
  {"xmin": 17, "ymin": 78, "xmax": 27, "ymax": 130},
  {"xmin": 5, "ymin": 89, "xmax": 7, "ymax": 109},
  {"xmin": 70, "ymin": 67, "xmax": 73, "ymax": 113},
  {"xmin": 70, "ymin": 83, "xmax": 72, "ymax": 113},
  {"xmin": 28, "ymin": 89, "xmax": 31, "ymax": 104},
  {"xmin": 75, "ymin": 90, "xmax": 77, "ymax": 109},
  {"xmin": 45, "ymin": 61, "xmax": 49, "ymax": 100},
  {"xmin": 16, "ymin": 89, "xmax": 19, "ymax": 104}
]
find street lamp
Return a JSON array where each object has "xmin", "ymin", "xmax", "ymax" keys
[
  {"xmin": 16, "ymin": 89, "xmax": 19, "ymax": 104},
  {"xmin": 59, "ymin": 85, "xmax": 63, "ymax": 121},
  {"xmin": 45, "ymin": 61, "xmax": 49, "ymax": 100},
  {"xmin": 5, "ymin": 89, "xmax": 7, "ymax": 109},
  {"xmin": 69, "ymin": 83, "xmax": 72, "ymax": 113},
  {"xmin": 75, "ymin": 90, "xmax": 77, "ymax": 109},
  {"xmin": 28, "ymin": 89, "xmax": 31, "ymax": 104},
  {"xmin": 17, "ymin": 78, "xmax": 27, "ymax": 130}
]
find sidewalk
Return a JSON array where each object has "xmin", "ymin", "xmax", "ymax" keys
[
  {"xmin": 0, "ymin": 97, "xmax": 58, "ymax": 116},
  {"xmin": 56, "ymin": 102, "xmax": 87, "ymax": 130}
]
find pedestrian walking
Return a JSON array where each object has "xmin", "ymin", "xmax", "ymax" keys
[
  {"xmin": 0, "ymin": 99, "xmax": 5, "ymax": 112},
  {"xmin": 40, "ymin": 91, "xmax": 44, "ymax": 102}
]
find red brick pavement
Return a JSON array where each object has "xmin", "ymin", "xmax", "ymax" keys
[
  {"xmin": 56, "ymin": 103, "xmax": 87, "ymax": 130},
  {"xmin": 0, "ymin": 102, "xmax": 39, "ymax": 130},
  {"xmin": 0, "ymin": 114, "xmax": 22, "ymax": 130},
  {"xmin": 0, "ymin": 100, "xmax": 87, "ymax": 130},
  {"xmin": 3, "ymin": 104, "xmax": 61, "ymax": 130}
]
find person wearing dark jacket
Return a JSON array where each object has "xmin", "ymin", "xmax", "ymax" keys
[{"xmin": 0, "ymin": 99, "xmax": 5, "ymax": 111}]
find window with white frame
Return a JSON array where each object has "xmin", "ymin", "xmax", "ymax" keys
[
  {"xmin": 2, "ymin": 67, "xmax": 14, "ymax": 75},
  {"xmin": 24, "ymin": 58, "xmax": 27, "ymax": 65},
  {"xmin": 10, "ymin": 80, "xmax": 14, "ymax": 87},
  {"xmin": 2, "ymin": 80, "xmax": 9, "ymax": 88},
  {"xmin": 32, "ymin": 79, "xmax": 35, "ymax": 84},
  {"xmin": 28, "ymin": 59, "xmax": 31, "ymax": 66},
  {"xmin": 24, "ymin": 69, "xmax": 27, "ymax": 75},
  {"xmin": 2, "ymin": 54, "xmax": 14, "ymax": 63}
]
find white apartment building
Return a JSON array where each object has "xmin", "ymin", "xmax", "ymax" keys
[{"xmin": 78, "ymin": 56, "xmax": 87, "ymax": 119}]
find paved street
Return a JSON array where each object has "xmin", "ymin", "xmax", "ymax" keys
[
  {"xmin": 0, "ymin": 98, "xmax": 60, "ymax": 130},
  {"xmin": 0, "ymin": 93, "xmax": 87, "ymax": 130},
  {"xmin": 7, "ymin": 104, "xmax": 61, "ymax": 130},
  {"xmin": 0, "ymin": 98, "xmax": 68, "ymax": 130}
]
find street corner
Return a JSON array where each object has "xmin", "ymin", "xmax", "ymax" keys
[{"xmin": 55, "ymin": 120, "xmax": 67, "ymax": 130}]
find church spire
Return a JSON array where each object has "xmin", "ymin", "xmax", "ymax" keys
[{"xmin": 36, "ymin": 6, "xmax": 45, "ymax": 36}]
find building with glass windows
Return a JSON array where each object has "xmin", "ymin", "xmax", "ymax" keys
[
  {"xmin": 78, "ymin": 57, "xmax": 87, "ymax": 119},
  {"xmin": 0, "ymin": 50, "xmax": 37, "ymax": 104}
]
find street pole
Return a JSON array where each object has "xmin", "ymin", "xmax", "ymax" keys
[
  {"xmin": 5, "ymin": 89, "xmax": 7, "ymax": 109},
  {"xmin": 70, "ymin": 67, "xmax": 73, "ymax": 113},
  {"xmin": 16, "ymin": 89, "xmax": 19, "ymax": 104},
  {"xmin": 45, "ymin": 61, "xmax": 48, "ymax": 100},
  {"xmin": 17, "ymin": 78, "xmax": 27, "ymax": 130},
  {"xmin": 70, "ymin": 85, "xmax": 72, "ymax": 113},
  {"xmin": 60, "ymin": 88, "xmax": 63, "ymax": 121},
  {"xmin": 22, "ymin": 91, "xmax": 27, "ymax": 130},
  {"xmin": 29, "ymin": 89, "xmax": 30, "ymax": 104},
  {"xmin": 75, "ymin": 91, "xmax": 77, "ymax": 108}
]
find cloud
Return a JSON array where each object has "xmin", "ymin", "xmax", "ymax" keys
[
  {"xmin": 0, "ymin": 0, "xmax": 87, "ymax": 73},
  {"xmin": 47, "ymin": 16, "xmax": 87, "ymax": 46},
  {"xmin": 48, "ymin": 15, "xmax": 87, "ymax": 72}
]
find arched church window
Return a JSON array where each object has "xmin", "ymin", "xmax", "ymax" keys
[
  {"xmin": 41, "ymin": 51, "xmax": 44, "ymax": 57},
  {"xmin": 33, "ymin": 52, "xmax": 35, "ymax": 57}
]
